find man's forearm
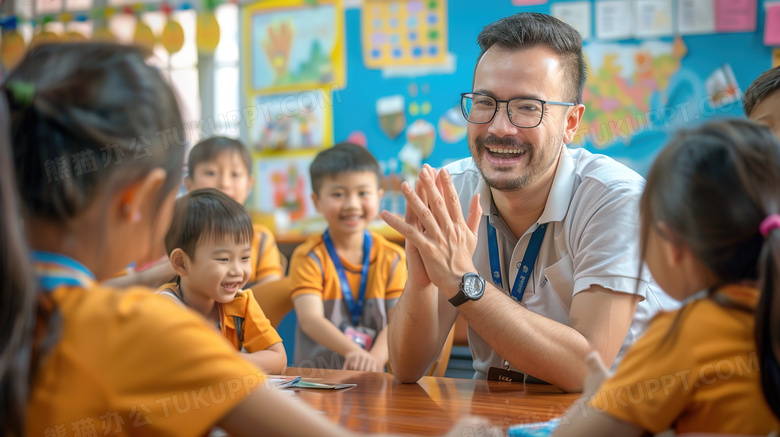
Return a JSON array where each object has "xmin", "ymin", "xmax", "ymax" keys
[
  {"xmin": 459, "ymin": 287, "xmax": 591, "ymax": 391},
  {"xmin": 388, "ymin": 283, "xmax": 448, "ymax": 382}
]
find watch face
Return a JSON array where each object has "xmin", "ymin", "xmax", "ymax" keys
[{"xmin": 462, "ymin": 274, "xmax": 484, "ymax": 298}]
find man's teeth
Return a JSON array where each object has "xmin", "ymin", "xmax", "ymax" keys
[{"xmin": 488, "ymin": 147, "xmax": 525, "ymax": 154}]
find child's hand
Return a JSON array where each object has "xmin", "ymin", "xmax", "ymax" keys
[
  {"xmin": 342, "ymin": 349, "xmax": 381, "ymax": 372},
  {"xmin": 583, "ymin": 350, "xmax": 611, "ymax": 398}
]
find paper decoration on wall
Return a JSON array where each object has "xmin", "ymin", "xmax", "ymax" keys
[
  {"xmin": 65, "ymin": 30, "xmax": 87, "ymax": 41},
  {"xmin": 714, "ymin": 0, "xmax": 756, "ymax": 33},
  {"xmin": 705, "ymin": 64, "xmax": 740, "ymax": 109},
  {"xmin": 1, "ymin": 30, "xmax": 25, "ymax": 70},
  {"xmin": 765, "ymin": 4, "xmax": 780, "ymax": 46},
  {"xmin": 577, "ymin": 41, "xmax": 683, "ymax": 149},
  {"xmin": 551, "ymin": 2, "xmax": 591, "ymax": 40},
  {"xmin": 161, "ymin": 19, "xmax": 185, "ymax": 54},
  {"xmin": 633, "ymin": 0, "xmax": 673, "ymax": 38},
  {"xmin": 346, "ymin": 130, "xmax": 367, "ymax": 147},
  {"xmin": 93, "ymin": 26, "xmax": 116, "ymax": 42},
  {"xmin": 405, "ymin": 119, "xmax": 436, "ymax": 158},
  {"xmin": 133, "ymin": 20, "xmax": 156, "ymax": 49},
  {"xmin": 774, "ymin": 49, "xmax": 780, "ymax": 68},
  {"xmin": 511, "ymin": 0, "xmax": 547, "ymax": 4},
  {"xmin": 377, "ymin": 95, "xmax": 406, "ymax": 140},
  {"xmin": 249, "ymin": 90, "xmax": 333, "ymax": 151},
  {"xmin": 678, "ymin": 0, "xmax": 715, "ymax": 35},
  {"xmin": 398, "ymin": 142, "xmax": 423, "ymax": 175},
  {"xmin": 196, "ymin": 11, "xmax": 220, "ymax": 53},
  {"xmin": 31, "ymin": 31, "xmax": 60, "ymax": 47},
  {"xmin": 244, "ymin": 0, "xmax": 345, "ymax": 95},
  {"xmin": 438, "ymin": 107, "xmax": 467, "ymax": 144},
  {"xmin": 362, "ymin": 0, "xmax": 448, "ymax": 69},
  {"xmin": 595, "ymin": 0, "xmax": 632, "ymax": 40},
  {"xmin": 253, "ymin": 151, "xmax": 318, "ymax": 229}
]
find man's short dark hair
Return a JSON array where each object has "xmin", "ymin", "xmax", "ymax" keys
[
  {"xmin": 309, "ymin": 143, "xmax": 382, "ymax": 195},
  {"xmin": 743, "ymin": 66, "xmax": 780, "ymax": 117},
  {"xmin": 476, "ymin": 12, "xmax": 587, "ymax": 104}
]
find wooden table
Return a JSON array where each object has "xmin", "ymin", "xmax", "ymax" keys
[{"xmin": 284, "ymin": 367, "xmax": 578, "ymax": 435}]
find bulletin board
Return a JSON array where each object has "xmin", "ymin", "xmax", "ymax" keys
[{"xmin": 241, "ymin": 0, "xmax": 776, "ymax": 212}]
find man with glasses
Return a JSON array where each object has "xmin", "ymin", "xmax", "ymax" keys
[{"xmin": 382, "ymin": 12, "xmax": 675, "ymax": 391}]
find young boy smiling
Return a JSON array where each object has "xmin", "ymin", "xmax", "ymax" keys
[{"xmin": 290, "ymin": 143, "xmax": 407, "ymax": 372}]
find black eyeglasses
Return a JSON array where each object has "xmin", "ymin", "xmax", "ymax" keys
[{"xmin": 460, "ymin": 92, "xmax": 575, "ymax": 129}]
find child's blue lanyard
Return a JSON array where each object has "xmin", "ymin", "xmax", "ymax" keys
[
  {"xmin": 487, "ymin": 221, "xmax": 548, "ymax": 303},
  {"xmin": 31, "ymin": 251, "xmax": 96, "ymax": 291},
  {"xmin": 322, "ymin": 229, "xmax": 373, "ymax": 327}
]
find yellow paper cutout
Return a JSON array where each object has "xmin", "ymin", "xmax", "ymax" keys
[
  {"xmin": 773, "ymin": 49, "xmax": 780, "ymax": 68},
  {"xmin": 31, "ymin": 31, "xmax": 60, "ymax": 47},
  {"xmin": 93, "ymin": 27, "xmax": 116, "ymax": 42},
  {"xmin": 197, "ymin": 12, "xmax": 220, "ymax": 53},
  {"xmin": 161, "ymin": 19, "xmax": 185, "ymax": 54},
  {"xmin": 1, "ymin": 30, "xmax": 26, "ymax": 70},
  {"xmin": 133, "ymin": 20, "xmax": 156, "ymax": 49}
]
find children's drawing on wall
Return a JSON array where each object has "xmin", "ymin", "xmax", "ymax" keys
[
  {"xmin": 249, "ymin": 90, "xmax": 333, "ymax": 151},
  {"xmin": 254, "ymin": 151, "xmax": 319, "ymax": 233},
  {"xmin": 705, "ymin": 64, "xmax": 741, "ymax": 108},
  {"xmin": 379, "ymin": 158, "xmax": 405, "ymax": 217},
  {"xmin": 376, "ymin": 95, "xmax": 406, "ymax": 140},
  {"xmin": 398, "ymin": 119, "xmax": 435, "ymax": 177},
  {"xmin": 243, "ymin": 0, "xmax": 345, "ymax": 95},
  {"xmin": 437, "ymin": 106, "xmax": 467, "ymax": 144}
]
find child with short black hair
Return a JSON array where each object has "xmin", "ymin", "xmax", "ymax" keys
[
  {"xmin": 744, "ymin": 66, "xmax": 780, "ymax": 139},
  {"xmin": 157, "ymin": 188, "xmax": 286, "ymax": 374},
  {"xmin": 185, "ymin": 136, "xmax": 283, "ymax": 286},
  {"xmin": 290, "ymin": 143, "xmax": 407, "ymax": 372},
  {"xmin": 553, "ymin": 119, "xmax": 780, "ymax": 436}
]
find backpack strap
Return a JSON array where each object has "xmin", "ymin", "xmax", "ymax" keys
[{"xmin": 234, "ymin": 316, "xmax": 245, "ymax": 351}]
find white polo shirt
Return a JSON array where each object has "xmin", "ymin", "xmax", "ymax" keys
[{"xmin": 444, "ymin": 147, "xmax": 678, "ymax": 380}]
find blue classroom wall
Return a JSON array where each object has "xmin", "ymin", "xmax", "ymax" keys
[{"xmin": 331, "ymin": 0, "xmax": 775, "ymax": 176}]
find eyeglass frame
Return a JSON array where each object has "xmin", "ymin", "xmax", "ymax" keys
[{"xmin": 460, "ymin": 92, "xmax": 576, "ymax": 129}]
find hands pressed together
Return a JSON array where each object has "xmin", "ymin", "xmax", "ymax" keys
[{"xmin": 380, "ymin": 165, "xmax": 483, "ymax": 298}]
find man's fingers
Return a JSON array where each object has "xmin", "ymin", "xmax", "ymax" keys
[{"xmin": 466, "ymin": 193, "xmax": 482, "ymax": 235}]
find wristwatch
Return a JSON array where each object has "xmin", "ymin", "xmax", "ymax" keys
[{"xmin": 448, "ymin": 273, "xmax": 486, "ymax": 307}]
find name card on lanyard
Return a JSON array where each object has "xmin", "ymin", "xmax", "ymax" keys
[
  {"xmin": 487, "ymin": 221, "xmax": 548, "ymax": 303},
  {"xmin": 323, "ymin": 229, "xmax": 372, "ymax": 327}
]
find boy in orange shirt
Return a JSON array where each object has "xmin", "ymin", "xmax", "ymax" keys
[
  {"xmin": 104, "ymin": 137, "xmax": 284, "ymax": 289},
  {"xmin": 158, "ymin": 188, "xmax": 287, "ymax": 374},
  {"xmin": 290, "ymin": 143, "xmax": 407, "ymax": 372},
  {"xmin": 185, "ymin": 136, "xmax": 284, "ymax": 287}
]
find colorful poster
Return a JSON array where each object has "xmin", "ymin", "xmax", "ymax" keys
[
  {"xmin": 595, "ymin": 0, "xmax": 632, "ymax": 40},
  {"xmin": 705, "ymin": 64, "xmax": 741, "ymax": 108},
  {"xmin": 551, "ymin": 2, "xmax": 592, "ymax": 40},
  {"xmin": 243, "ymin": 0, "xmax": 345, "ymax": 95},
  {"xmin": 253, "ymin": 151, "xmax": 319, "ymax": 232},
  {"xmin": 248, "ymin": 89, "xmax": 334, "ymax": 151},
  {"xmin": 362, "ymin": 0, "xmax": 447, "ymax": 68},
  {"xmin": 677, "ymin": 0, "xmax": 715, "ymax": 35},
  {"xmin": 575, "ymin": 41, "xmax": 684, "ymax": 149}
]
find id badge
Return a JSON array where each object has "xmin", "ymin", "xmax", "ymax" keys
[
  {"xmin": 487, "ymin": 361, "xmax": 525, "ymax": 383},
  {"xmin": 344, "ymin": 326, "xmax": 375, "ymax": 350}
]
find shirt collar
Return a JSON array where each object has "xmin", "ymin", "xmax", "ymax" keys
[
  {"xmin": 32, "ymin": 251, "xmax": 96, "ymax": 290},
  {"xmin": 478, "ymin": 145, "xmax": 577, "ymax": 226}
]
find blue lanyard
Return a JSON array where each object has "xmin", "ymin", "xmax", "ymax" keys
[
  {"xmin": 322, "ymin": 230, "xmax": 372, "ymax": 326},
  {"xmin": 487, "ymin": 221, "xmax": 548, "ymax": 303},
  {"xmin": 32, "ymin": 251, "xmax": 96, "ymax": 291}
]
